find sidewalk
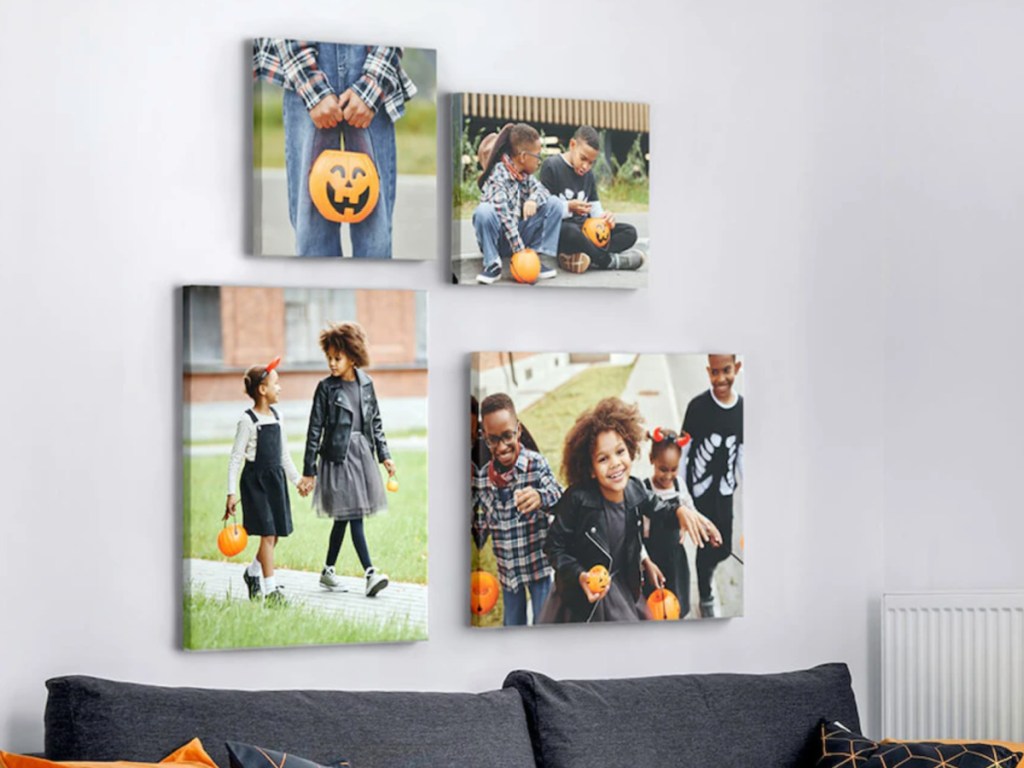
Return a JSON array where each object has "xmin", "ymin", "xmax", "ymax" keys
[
  {"xmin": 452, "ymin": 211, "xmax": 649, "ymax": 289},
  {"xmin": 621, "ymin": 354, "xmax": 745, "ymax": 620},
  {"xmin": 256, "ymin": 171, "xmax": 437, "ymax": 260},
  {"xmin": 185, "ymin": 558, "xmax": 427, "ymax": 634}
]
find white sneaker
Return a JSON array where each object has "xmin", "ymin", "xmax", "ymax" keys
[
  {"xmin": 319, "ymin": 566, "xmax": 349, "ymax": 592},
  {"xmin": 365, "ymin": 566, "xmax": 389, "ymax": 597}
]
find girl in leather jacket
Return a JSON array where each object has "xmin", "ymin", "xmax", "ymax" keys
[
  {"xmin": 300, "ymin": 322, "xmax": 396, "ymax": 598},
  {"xmin": 538, "ymin": 398, "xmax": 721, "ymax": 623}
]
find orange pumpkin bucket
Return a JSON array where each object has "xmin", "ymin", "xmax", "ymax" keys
[
  {"xmin": 470, "ymin": 570, "xmax": 500, "ymax": 615},
  {"xmin": 647, "ymin": 588, "xmax": 681, "ymax": 620},
  {"xmin": 308, "ymin": 149, "xmax": 381, "ymax": 224},
  {"xmin": 217, "ymin": 520, "xmax": 249, "ymax": 558},
  {"xmin": 510, "ymin": 248, "xmax": 541, "ymax": 284},
  {"xmin": 581, "ymin": 217, "xmax": 611, "ymax": 249}
]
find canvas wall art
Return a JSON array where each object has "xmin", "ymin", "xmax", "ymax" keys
[
  {"xmin": 183, "ymin": 286, "xmax": 428, "ymax": 649},
  {"xmin": 452, "ymin": 93, "xmax": 650, "ymax": 287},
  {"xmin": 253, "ymin": 39, "xmax": 437, "ymax": 259},
  {"xmin": 470, "ymin": 352, "xmax": 743, "ymax": 627}
]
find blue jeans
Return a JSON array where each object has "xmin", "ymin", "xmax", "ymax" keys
[
  {"xmin": 502, "ymin": 575, "xmax": 552, "ymax": 626},
  {"xmin": 472, "ymin": 198, "xmax": 562, "ymax": 270},
  {"xmin": 282, "ymin": 44, "xmax": 396, "ymax": 258}
]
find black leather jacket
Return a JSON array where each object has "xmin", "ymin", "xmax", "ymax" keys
[
  {"xmin": 302, "ymin": 370, "xmax": 391, "ymax": 476},
  {"xmin": 544, "ymin": 476, "xmax": 678, "ymax": 621}
]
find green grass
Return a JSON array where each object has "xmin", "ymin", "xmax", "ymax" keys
[
  {"xmin": 183, "ymin": 587, "xmax": 425, "ymax": 649},
  {"xmin": 469, "ymin": 361, "xmax": 634, "ymax": 627},
  {"xmin": 184, "ymin": 449, "xmax": 427, "ymax": 584},
  {"xmin": 520, "ymin": 363, "xmax": 635, "ymax": 483},
  {"xmin": 254, "ymin": 92, "xmax": 436, "ymax": 175}
]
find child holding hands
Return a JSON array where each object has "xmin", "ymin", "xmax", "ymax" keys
[
  {"xmin": 539, "ymin": 398, "xmax": 721, "ymax": 624},
  {"xmin": 301, "ymin": 322, "xmax": 395, "ymax": 598},
  {"xmin": 225, "ymin": 357, "xmax": 306, "ymax": 607}
]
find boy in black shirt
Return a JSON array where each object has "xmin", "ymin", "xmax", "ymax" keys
[
  {"xmin": 539, "ymin": 126, "xmax": 644, "ymax": 273},
  {"xmin": 681, "ymin": 354, "xmax": 744, "ymax": 618}
]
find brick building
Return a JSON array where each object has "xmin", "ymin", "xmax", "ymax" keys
[{"xmin": 184, "ymin": 286, "xmax": 426, "ymax": 404}]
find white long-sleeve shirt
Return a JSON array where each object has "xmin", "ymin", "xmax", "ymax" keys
[{"xmin": 226, "ymin": 409, "xmax": 301, "ymax": 494}]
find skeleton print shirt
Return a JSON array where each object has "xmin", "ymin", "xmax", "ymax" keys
[
  {"xmin": 539, "ymin": 154, "xmax": 605, "ymax": 225},
  {"xmin": 681, "ymin": 390, "xmax": 744, "ymax": 511}
]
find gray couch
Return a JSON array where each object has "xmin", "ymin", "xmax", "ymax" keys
[{"xmin": 43, "ymin": 663, "xmax": 859, "ymax": 768}]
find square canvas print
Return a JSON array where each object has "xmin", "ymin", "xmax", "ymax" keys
[
  {"xmin": 452, "ymin": 92, "xmax": 649, "ymax": 287},
  {"xmin": 470, "ymin": 352, "xmax": 743, "ymax": 627},
  {"xmin": 252, "ymin": 39, "xmax": 437, "ymax": 259},
  {"xmin": 183, "ymin": 286, "xmax": 428, "ymax": 649}
]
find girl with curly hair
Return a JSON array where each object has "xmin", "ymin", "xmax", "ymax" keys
[{"xmin": 538, "ymin": 398, "xmax": 722, "ymax": 623}]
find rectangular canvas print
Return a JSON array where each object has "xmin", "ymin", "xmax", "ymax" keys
[
  {"xmin": 183, "ymin": 286, "xmax": 428, "ymax": 649},
  {"xmin": 470, "ymin": 352, "xmax": 743, "ymax": 627},
  {"xmin": 252, "ymin": 39, "xmax": 437, "ymax": 259},
  {"xmin": 452, "ymin": 92, "xmax": 650, "ymax": 287}
]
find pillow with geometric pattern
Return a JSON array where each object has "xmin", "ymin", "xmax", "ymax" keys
[
  {"xmin": 224, "ymin": 743, "xmax": 350, "ymax": 768},
  {"xmin": 817, "ymin": 720, "xmax": 1024, "ymax": 768}
]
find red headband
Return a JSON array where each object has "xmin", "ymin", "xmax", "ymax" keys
[{"xmin": 651, "ymin": 427, "xmax": 690, "ymax": 448}]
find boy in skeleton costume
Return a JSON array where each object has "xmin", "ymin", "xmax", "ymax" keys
[{"xmin": 680, "ymin": 354, "xmax": 743, "ymax": 618}]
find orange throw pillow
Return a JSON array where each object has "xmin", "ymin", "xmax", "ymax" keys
[{"xmin": 0, "ymin": 739, "xmax": 218, "ymax": 768}]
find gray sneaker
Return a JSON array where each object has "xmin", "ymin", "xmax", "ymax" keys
[
  {"xmin": 611, "ymin": 249, "xmax": 645, "ymax": 270},
  {"xmin": 699, "ymin": 599, "xmax": 717, "ymax": 618},
  {"xmin": 319, "ymin": 566, "xmax": 349, "ymax": 592},
  {"xmin": 365, "ymin": 566, "xmax": 389, "ymax": 597}
]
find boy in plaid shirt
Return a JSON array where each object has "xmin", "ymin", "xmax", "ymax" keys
[
  {"xmin": 253, "ymin": 39, "xmax": 416, "ymax": 258},
  {"xmin": 472, "ymin": 393, "xmax": 562, "ymax": 625}
]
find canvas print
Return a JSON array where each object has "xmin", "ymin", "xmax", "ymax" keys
[
  {"xmin": 252, "ymin": 39, "xmax": 437, "ymax": 259},
  {"xmin": 452, "ymin": 92, "xmax": 650, "ymax": 287},
  {"xmin": 470, "ymin": 352, "xmax": 743, "ymax": 627},
  {"xmin": 183, "ymin": 286, "xmax": 428, "ymax": 649}
]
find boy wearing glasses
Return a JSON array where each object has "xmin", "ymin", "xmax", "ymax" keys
[
  {"xmin": 539, "ymin": 125, "xmax": 644, "ymax": 273},
  {"xmin": 472, "ymin": 123, "xmax": 563, "ymax": 284},
  {"xmin": 471, "ymin": 393, "xmax": 562, "ymax": 625}
]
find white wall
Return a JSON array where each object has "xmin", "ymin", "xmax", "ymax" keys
[
  {"xmin": 881, "ymin": 4, "xmax": 1024, "ymax": 593},
  {"xmin": 0, "ymin": 0, "xmax": 888, "ymax": 752}
]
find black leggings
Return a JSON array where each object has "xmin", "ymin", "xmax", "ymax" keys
[
  {"xmin": 696, "ymin": 503, "xmax": 733, "ymax": 603},
  {"xmin": 556, "ymin": 221, "xmax": 638, "ymax": 269},
  {"xmin": 326, "ymin": 519, "xmax": 373, "ymax": 570}
]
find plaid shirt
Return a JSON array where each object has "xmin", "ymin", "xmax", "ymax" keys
[
  {"xmin": 480, "ymin": 159, "xmax": 551, "ymax": 254},
  {"xmin": 472, "ymin": 448, "xmax": 562, "ymax": 591},
  {"xmin": 253, "ymin": 39, "xmax": 416, "ymax": 122}
]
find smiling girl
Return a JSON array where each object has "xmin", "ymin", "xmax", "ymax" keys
[
  {"xmin": 538, "ymin": 398, "xmax": 721, "ymax": 624},
  {"xmin": 301, "ymin": 321, "xmax": 395, "ymax": 598}
]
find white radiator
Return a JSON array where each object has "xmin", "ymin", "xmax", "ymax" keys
[{"xmin": 882, "ymin": 592, "xmax": 1024, "ymax": 741}]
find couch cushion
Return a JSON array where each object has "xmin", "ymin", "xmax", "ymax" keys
[
  {"xmin": 45, "ymin": 676, "xmax": 536, "ymax": 768},
  {"xmin": 503, "ymin": 662, "xmax": 860, "ymax": 768}
]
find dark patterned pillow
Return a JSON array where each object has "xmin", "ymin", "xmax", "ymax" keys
[
  {"xmin": 225, "ymin": 742, "xmax": 350, "ymax": 768},
  {"xmin": 816, "ymin": 720, "xmax": 1024, "ymax": 768},
  {"xmin": 817, "ymin": 719, "xmax": 878, "ymax": 767}
]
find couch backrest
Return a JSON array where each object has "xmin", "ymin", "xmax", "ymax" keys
[
  {"xmin": 503, "ymin": 662, "xmax": 861, "ymax": 768},
  {"xmin": 44, "ymin": 676, "xmax": 537, "ymax": 768}
]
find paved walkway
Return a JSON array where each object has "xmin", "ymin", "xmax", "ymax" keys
[
  {"xmin": 452, "ymin": 212, "xmax": 649, "ymax": 288},
  {"xmin": 621, "ymin": 354, "xmax": 745, "ymax": 620},
  {"xmin": 185, "ymin": 558, "xmax": 428, "ymax": 633},
  {"xmin": 256, "ymin": 171, "xmax": 437, "ymax": 260}
]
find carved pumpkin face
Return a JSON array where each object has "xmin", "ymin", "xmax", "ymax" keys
[
  {"xmin": 309, "ymin": 150, "xmax": 380, "ymax": 224},
  {"xmin": 647, "ymin": 588, "xmax": 681, "ymax": 620},
  {"xmin": 510, "ymin": 248, "xmax": 541, "ymax": 284},
  {"xmin": 217, "ymin": 523, "xmax": 249, "ymax": 558},
  {"xmin": 582, "ymin": 217, "xmax": 611, "ymax": 249},
  {"xmin": 470, "ymin": 570, "xmax": 500, "ymax": 615},
  {"xmin": 587, "ymin": 564, "xmax": 611, "ymax": 594}
]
